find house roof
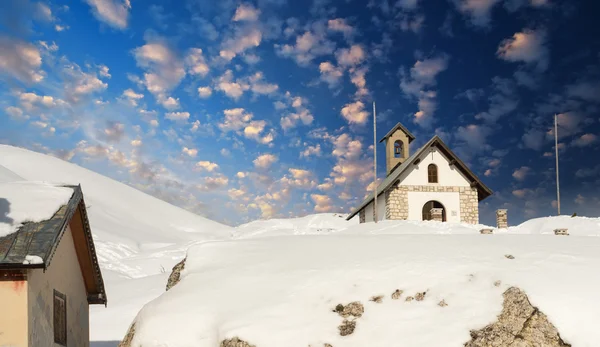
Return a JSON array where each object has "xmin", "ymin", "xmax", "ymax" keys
[
  {"xmin": 379, "ymin": 122, "xmax": 417, "ymax": 144},
  {"xmin": 346, "ymin": 135, "xmax": 493, "ymax": 221},
  {"xmin": 0, "ymin": 185, "xmax": 107, "ymax": 305}
]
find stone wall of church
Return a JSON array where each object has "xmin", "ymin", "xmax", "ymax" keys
[{"xmin": 385, "ymin": 183, "xmax": 480, "ymax": 224}]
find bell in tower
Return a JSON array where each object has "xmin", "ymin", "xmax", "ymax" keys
[{"xmin": 379, "ymin": 122, "xmax": 416, "ymax": 175}]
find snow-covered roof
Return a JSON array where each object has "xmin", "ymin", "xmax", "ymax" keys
[
  {"xmin": 0, "ymin": 182, "xmax": 107, "ymax": 304},
  {"xmin": 346, "ymin": 135, "xmax": 493, "ymax": 220}
]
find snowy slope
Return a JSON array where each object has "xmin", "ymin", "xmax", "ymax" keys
[
  {"xmin": 0, "ymin": 145, "xmax": 232, "ymax": 344},
  {"xmin": 233, "ymin": 213, "xmax": 356, "ymax": 239},
  {"xmin": 130, "ymin": 218, "xmax": 600, "ymax": 347}
]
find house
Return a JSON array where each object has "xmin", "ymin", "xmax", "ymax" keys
[
  {"xmin": 0, "ymin": 184, "xmax": 106, "ymax": 347},
  {"xmin": 347, "ymin": 122, "xmax": 493, "ymax": 224}
]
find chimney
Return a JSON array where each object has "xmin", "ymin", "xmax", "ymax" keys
[{"xmin": 496, "ymin": 209, "xmax": 508, "ymax": 229}]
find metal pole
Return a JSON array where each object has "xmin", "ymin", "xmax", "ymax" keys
[
  {"xmin": 555, "ymin": 114, "xmax": 561, "ymax": 215},
  {"xmin": 373, "ymin": 101, "xmax": 377, "ymax": 223}
]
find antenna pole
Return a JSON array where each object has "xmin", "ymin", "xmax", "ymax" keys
[
  {"xmin": 373, "ymin": 101, "xmax": 377, "ymax": 223},
  {"xmin": 555, "ymin": 114, "xmax": 561, "ymax": 215}
]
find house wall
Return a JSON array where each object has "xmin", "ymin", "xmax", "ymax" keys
[
  {"xmin": 397, "ymin": 147, "xmax": 471, "ymax": 187},
  {"xmin": 364, "ymin": 201, "xmax": 374, "ymax": 223},
  {"xmin": 362, "ymin": 194, "xmax": 387, "ymax": 223},
  {"xmin": 0, "ymin": 272, "xmax": 28, "ymax": 347},
  {"xmin": 407, "ymin": 191, "xmax": 461, "ymax": 222},
  {"xmin": 27, "ymin": 225, "xmax": 90, "ymax": 347}
]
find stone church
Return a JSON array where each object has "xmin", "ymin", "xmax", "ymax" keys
[{"xmin": 347, "ymin": 122, "xmax": 493, "ymax": 224}]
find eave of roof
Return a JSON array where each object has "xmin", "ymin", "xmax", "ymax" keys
[
  {"xmin": 0, "ymin": 185, "xmax": 107, "ymax": 305},
  {"xmin": 346, "ymin": 136, "xmax": 493, "ymax": 220},
  {"xmin": 379, "ymin": 122, "xmax": 416, "ymax": 143}
]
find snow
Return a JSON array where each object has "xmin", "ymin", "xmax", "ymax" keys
[
  {"xmin": 131, "ymin": 218, "xmax": 600, "ymax": 347},
  {"xmin": 2, "ymin": 145, "xmax": 600, "ymax": 347},
  {"xmin": 23, "ymin": 255, "xmax": 44, "ymax": 265},
  {"xmin": 0, "ymin": 181, "xmax": 73, "ymax": 237},
  {"xmin": 0, "ymin": 145, "xmax": 232, "ymax": 343}
]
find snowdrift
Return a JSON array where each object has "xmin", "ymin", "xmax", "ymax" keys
[{"xmin": 129, "ymin": 219, "xmax": 600, "ymax": 347}]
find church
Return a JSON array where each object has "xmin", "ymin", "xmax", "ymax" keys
[{"xmin": 347, "ymin": 122, "xmax": 493, "ymax": 224}]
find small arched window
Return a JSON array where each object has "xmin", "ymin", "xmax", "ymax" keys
[
  {"xmin": 394, "ymin": 140, "xmax": 404, "ymax": 158},
  {"xmin": 428, "ymin": 164, "xmax": 438, "ymax": 183}
]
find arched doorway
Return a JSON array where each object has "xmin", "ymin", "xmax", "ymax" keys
[{"xmin": 422, "ymin": 200, "xmax": 446, "ymax": 221}]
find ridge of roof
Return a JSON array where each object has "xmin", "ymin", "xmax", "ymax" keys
[
  {"xmin": 346, "ymin": 136, "xmax": 493, "ymax": 221},
  {"xmin": 379, "ymin": 122, "xmax": 416, "ymax": 143}
]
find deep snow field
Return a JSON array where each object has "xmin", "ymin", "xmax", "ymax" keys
[{"xmin": 2, "ymin": 144, "xmax": 600, "ymax": 346}]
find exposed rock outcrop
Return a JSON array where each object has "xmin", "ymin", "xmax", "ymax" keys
[
  {"xmin": 118, "ymin": 322, "xmax": 135, "ymax": 347},
  {"xmin": 221, "ymin": 337, "xmax": 256, "ymax": 347},
  {"xmin": 465, "ymin": 287, "xmax": 571, "ymax": 347},
  {"xmin": 333, "ymin": 301, "xmax": 364, "ymax": 318},
  {"xmin": 166, "ymin": 257, "xmax": 186, "ymax": 291}
]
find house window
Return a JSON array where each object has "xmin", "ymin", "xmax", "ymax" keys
[
  {"xmin": 428, "ymin": 164, "xmax": 438, "ymax": 183},
  {"xmin": 54, "ymin": 290, "xmax": 67, "ymax": 346},
  {"xmin": 394, "ymin": 140, "xmax": 404, "ymax": 158}
]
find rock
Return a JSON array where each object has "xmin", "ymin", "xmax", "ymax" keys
[
  {"xmin": 438, "ymin": 300, "xmax": 448, "ymax": 307},
  {"xmin": 118, "ymin": 322, "xmax": 135, "ymax": 347},
  {"xmin": 505, "ymin": 254, "xmax": 515, "ymax": 260},
  {"xmin": 494, "ymin": 280, "xmax": 501, "ymax": 287},
  {"xmin": 324, "ymin": 344, "xmax": 333, "ymax": 347},
  {"xmin": 405, "ymin": 296, "xmax": 414, "ymax": 302},
  {"xmin": 166, "ymin": 257, "xmax": 186, "ymax": 291},
  {"xmin": 391, "ymin": 289, "xmax": 403, "ymax": 300},
  {"xmin": 338, "ymin": 320, "xmax": 356, "ymax": 336},
  {"xmin": 370, "ymin": 295, "xmax": 384, "ymax": 303},
  {"xmin": 221, "ymin": 337, "xmax": 256, "ymax": 347},
  {"xmin": 335, "ymin": 301, "xmax": 364, "ymax": 318},
  {"xmin": 465, "ymin": 287, "xmax": 571, "ymax": 347},
  {"xmin": 415, "ymin": 291, "xmax": 427, "ymax": 301}
]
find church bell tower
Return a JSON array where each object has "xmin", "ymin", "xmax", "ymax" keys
[{"xmin": 379, "ymin": 122, "xmax": 416, "ymax": 176}]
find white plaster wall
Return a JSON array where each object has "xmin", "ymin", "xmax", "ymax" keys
[
  {"xmin": 407, "ymin": 191, "xmax": 461, "ymax": 223},
  {"xmin": 27, "ymin": 225, "xmax": 90, "ymax": 347},
  {"xmin": 365, "ymin": 201, "xmax": 374, "ymax": 223},
  {"xmin": 377, "ymin": 194, "xmax": 386, "ymax": 222},
  {"xmin": 398, "ymin": 148, "xmax": 470, "ymax": 187},
  {"xmin": 0, "ymin": 274, "xmax": 28, "ymax": 346}
]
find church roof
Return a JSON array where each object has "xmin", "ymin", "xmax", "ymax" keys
[
  {"xmin": 378, "ymin": 122, "xmax": 416, "ymax": 143},
  {"xmin": 346, "ymin": 135, "xmax": 493, "ymax": 221}
]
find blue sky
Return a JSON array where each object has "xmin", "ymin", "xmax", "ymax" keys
[{"xmin": 1, "ymin": 0, "xmax": 599, "ymax": 225}]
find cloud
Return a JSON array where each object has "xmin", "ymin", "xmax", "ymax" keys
[
  {"xmin": 185, "ymin": 48, "xmax": 209, "ymax": 77},
  {"xmin": 182, "ymin": 147, "xmax": 198, "ymax": 157},
  {"xmin": 5, "ymin": 106, "xmax": 27, "ymax": 120},
  {"xmin": 85, "ymin": 0, "xmax": 131, "ymax": 29},
  {"xmin": 219, "ymin": 28, "xmax": 262, "ymax": 61},
  {"xmin": 335, "ymin": 44, "xmax": 366, "ymax": 67},
  {"xmin": 319, "ymin": 61, "xmax": 344, "ymax": 88},
  {"xmin": 311, "ymin": 194, "xmax": 334, "ymax": 212},
  {"xmin": 165, "ymin": 112, "xmax": 190, "ymax": 122},
  {"xmin": 102, "ymin": 121, "xmax": 125, "ymax": 143},
  {"xmin": 400, "ymin": 54, "xmax": 449, "ymax": 127},
  {"xmin": 198, "ymin": 86, "xmax": 212, "ymax": 98},
  {"xmin": 512, "ymin": 166, "xmax": 531, "ymax": 181},
  {"xmin": 547, "ymin": 112, "xmax": 584, "ymax": 140},
  {"xmin": 455, "ymin": 124, "xmax": 493, "ymax": 153},
  {"xmin": 350, "ymin": 67, "xmax": 369, "ymax": 98},
  {"xmin": 253, "ymin": 153, "xmax": 278, "ymax": 169},
  {"xmin": 195, "ymin": 161, "xmax": 219, "ymax": 171},
  {"xmin": 329, "ymin": 133, "xmax": 373, "ymax": 186},
  {"xmin": 275, "ymin": 25, "xmax": 336, "ymax": 66},
  {"xmin": 282, "ymin": 168, "xmax": 317, "ymax": 189},
  {"xmin": 300, "ymin": 144, "xmax": 321, "ymax": 158},
  {"xmin": 122, "ymin": 88, "xmax": 144, "ymax": 106},
  {"xmin": 575, "ymin": 165, "xmax": 600, "ymax": 178},
  {"xmin": 512, "ymin": 188, "xmax": 533, "ymax": 198},
  {"xmin": 62, "ymin": 63, "xmax": 109, "ymax": 103},
  {"xmin": 18, "ymin": 91, "xmax": 67, "ymax": 112},
  {"xmin": 219, "ymin": 108, "xmax": 253, "ymax": 132},
  {"xmin": 571, "ymin": 134, "xmax": 598, "ymax": 147},
  {"xmin": 505, "ymin": 0, "xmax": 550, "ymax": 11},
  {"xmin": 244, "ymin": 120, "xmax": 275, "ymax": 144},
  {"xmin": 475, "ymin": 77, "xmax": 519, "ymax": 123},
  {"xmin": 452, "ymin": 0, "xmax": 501, "ymax": 27},
  {"xmin": 0, "ymin": 37, "xmax": 44, "ymax": 84},
  {"xmin": 566, "ymin": 80, "xmax": 600, "ymax": 103},
  {"xmin": 215, "ymin": 70, "xmax": 249, "ymax": 100},
  {"xmin": 522, "ymin": 129, "xmax": 546, "ymax": 150},
  {"xmin": 497, "ymin": 29, "xmax": 549, "ymax": 71},
  {"xmin": 281, "ymin": 109, "xmax": 314, "ymax": 131},
  {"xmin": 232, "ymin": 3, "xmax": 260, "ymax": 22},
  {"xmin": 197, "ymin": 175, "xmax": 229, "ymax": 191},
  {"xmin": 327, "ymin": 18, "xmax": 355, "ymax": 40},
  {"xmin": 396, "ymin": 0, "xmax": 421, "ymax": 10},
  {"xmin": 341, "ymin": 101, "xmax": 370, "ymax": 124},
  {"xmin": 248, "ymin": 71, "xmax": 279, "ymax": 96},
  {"xmin": 133, "ymin": 36, "xmax": 186, "ymax": 107}
]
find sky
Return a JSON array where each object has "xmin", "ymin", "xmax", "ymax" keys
[{"xmin": 1, "ymin": 0, "xmax": 599, "ymax": 226}]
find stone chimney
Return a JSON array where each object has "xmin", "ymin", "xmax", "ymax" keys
[
  {"xmin": 496, "ymin": 209, "xmax": 508, "ymax": 229},
  {"xmin": 431, "ymin": 208, "xmax": 443, "ymax": 222}
]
